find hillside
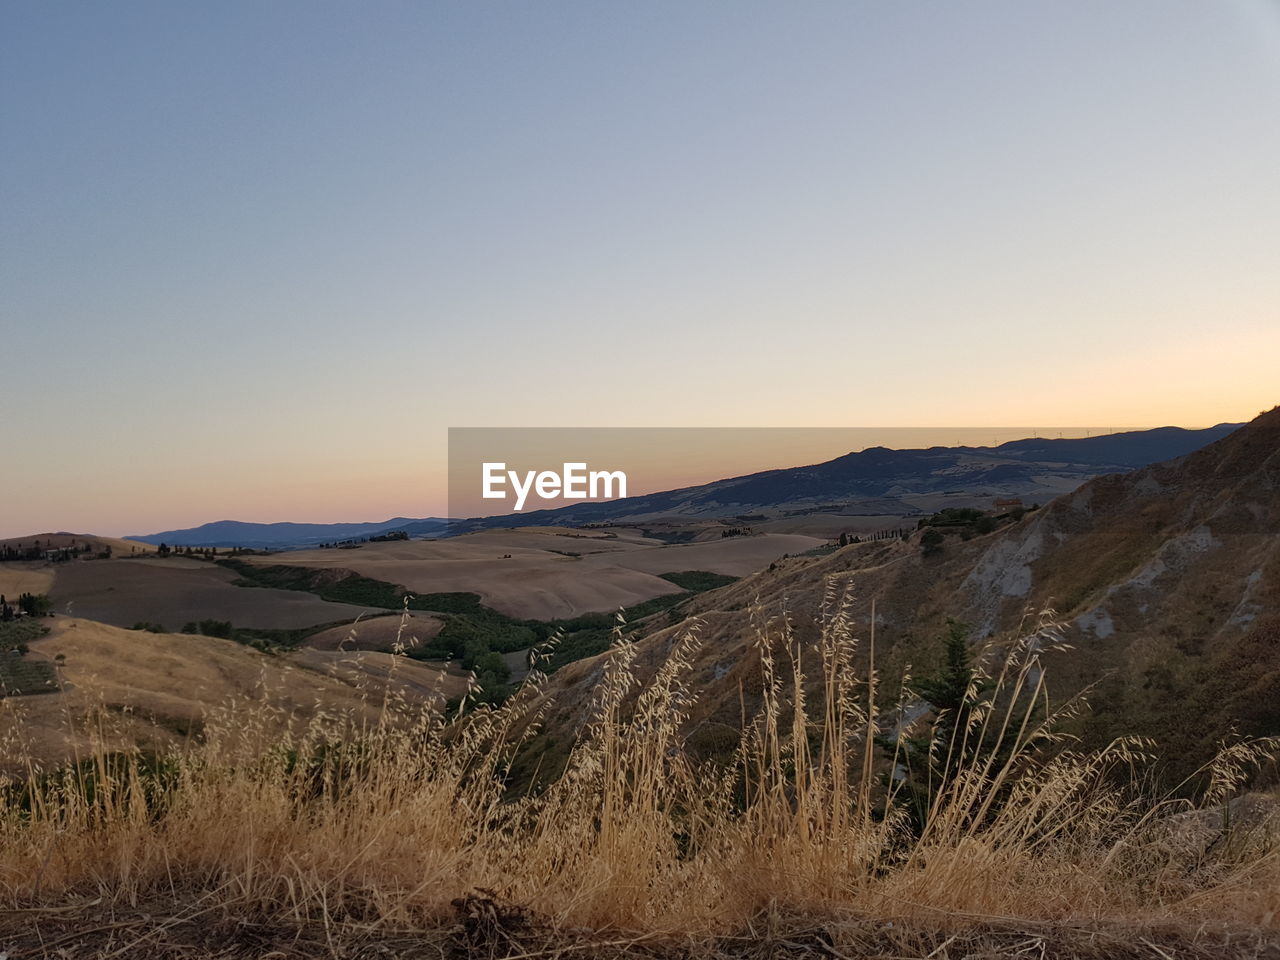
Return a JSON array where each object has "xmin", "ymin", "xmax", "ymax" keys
[
  {"xmin": 1, "ymin": 533, "xmax": 150, "ymax": 598},
  {"xmin": 533, "ymin": 408, "xmax": 1279, "ymax": 780},
  {"xmin": 1, "ymin": 617, "xmax": 457, "ymax": 769},
  {"xmin": 0, "ymin": 531, "xmax": 151, "ymax": 557}
]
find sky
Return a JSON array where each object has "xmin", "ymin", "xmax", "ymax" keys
[{"xmin": 3, "ymin": 1, "xmax": 1279, "ymax": 536}]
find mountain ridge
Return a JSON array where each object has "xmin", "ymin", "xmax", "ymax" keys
[
  {"xmin": 445, "ymin": 422, "xmax": 1242, "ymax": 533},
  {"xmin": 120, "ymin": 424, "xmax": 1243, "ymax": 546}
]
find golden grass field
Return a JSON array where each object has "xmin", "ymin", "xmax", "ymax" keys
[
  {"xmin": 0, "ymin": 562, "xmax": 55, "ymax": 600},
  {"xmin": 1, "ymin": 605, "xmax": 1276, "ymax": 959},
  {"xmin": 248, "ymin": 527, "xmax": 826, "ymax": 619},
  {"xmin": 1, "ymin": 617, "xmax": 456, "ymax": 771},
  {"xmin": 300, "ymin": 611, "xmax": 443, "ymax": 651},
  {"xmin": 290, "ymin": 647, "xmax": 471, "ymax": 702}
]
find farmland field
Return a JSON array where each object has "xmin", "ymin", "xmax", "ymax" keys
[
  {"xmin": 301, "ymin": 611, "xmax": 444, "ymax": 651},
  {"xmin": 244, "ymin": 527, "xmax": 824, "ymax": 619},
  {"xmin": 0, "ymin": 561, "xmax": 56, "ymax": 598},
  {"xmin": 48, "ymin": 556, "xmax": 378, "ymax": 629}
]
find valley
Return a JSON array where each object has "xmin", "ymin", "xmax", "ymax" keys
[{"xmin": 3, "ymin": 417, "xmax": 1271, "ymax": 775}]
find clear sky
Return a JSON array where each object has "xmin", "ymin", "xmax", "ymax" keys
[{"xmin": 3, "ymin": 1, "xmax": 1278, "ymax": 536}]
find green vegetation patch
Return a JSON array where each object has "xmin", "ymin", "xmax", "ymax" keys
[
  {"xmin": 0, "ymin": 618, "xmax": 51, "ymax": 651},
  {"xmin": 220, "ymin": 559, "xmax": 406, "ymax": 608},
  {"xmin": 0, "ymin": 619, "xmax": 56, "ymax": 696},
  {"xmin": 639, "ymin": 528, "xmax": 702, "ymax": 545},
  {"xmin": 220, "ymin": 559, "xmax": 740, "ymax": 700},
  {"xmin": 658, "ymin": 570, "xmax": 738, "ymax": 591},
  {"xmin": 799, "ymin": 543, "xmax": 840, "ymax": 559},
  {"xmin": 915, "ymin": 506, "xmax": 1039, "ymax": 555}
]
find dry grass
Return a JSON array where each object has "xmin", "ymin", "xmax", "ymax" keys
[
  {"xmin": 1, "ymin": 592, "xmax": 1277, "ymax": 959},
  {"xmin": 4, "ymin": 618, "xmax": 456, "ymax": 770},
  {"xmin": 251, "ymin": 533, "xmax": 686, "ymax": 619},
  {"xmin": 0, "ymin": 562, "xmax": 56, "ymax": 599},
  {"xmin": 302, "ymin": 612, "xmax": 444, "ymax": 652}
]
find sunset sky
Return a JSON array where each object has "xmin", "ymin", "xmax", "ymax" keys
[{"xmin": 3, "ymin": 2, "xmax": 1279, "ymax": 537}]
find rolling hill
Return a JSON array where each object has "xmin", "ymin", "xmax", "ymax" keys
[
  {"xmin": 0, "ymin": 531, "xmax": 152, "ymax": 557},
  {"xmin": 2, "ymin": 618, "xmax": 460, "ymax": 769},
  {"xmin": 241, "ymin": 526, "xmax": 824, "ymax": 619},
  {"xmin": 47, "ymin": 555, "xmax": 380, "ymax": 629}
]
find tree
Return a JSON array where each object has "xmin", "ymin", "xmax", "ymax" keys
[
  {"xmin": 913, "ymin": 620, "xmax": 983, "ymax": 739},
  {"xmin": 17, "ymin": 593, "xmax": 52, "ymax": 617},
  {"xmin": 879, "ymin": 620, "xmax": 986, "ymax": 832},
  {"xmin": 198, "ymin": 619, "xmax": 233, "ymax": 639}
]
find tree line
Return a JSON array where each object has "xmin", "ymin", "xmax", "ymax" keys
[
  {"xmin": 837, "ymin": 528, "xmax": 911, "ymax": 547},
  {"xmin": 0, "ymin": 593, "xmax": 54, "ymax": 620},
  {"xmin": 1, "ymin": 540, "xmax": 102, "ymax": 562}
]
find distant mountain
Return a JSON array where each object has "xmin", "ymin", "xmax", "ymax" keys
[
  {"xmin": 447, "ymin": 423, "xmax": 1242, "ymax": 534},
  {"xmin": 126, "ymin": 517, "xmax": 450, "ymax": 549},
  {"xmin": 988, "ymin": 425, "xmax": 1244, "ymax": 468},
  {"xmin": 395, "ymin": 518, "xmax": 459, "ymax": 538},
  {"xmin": 124, "ymin": 425, "xmax": 1241, "ymax": 547}
]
